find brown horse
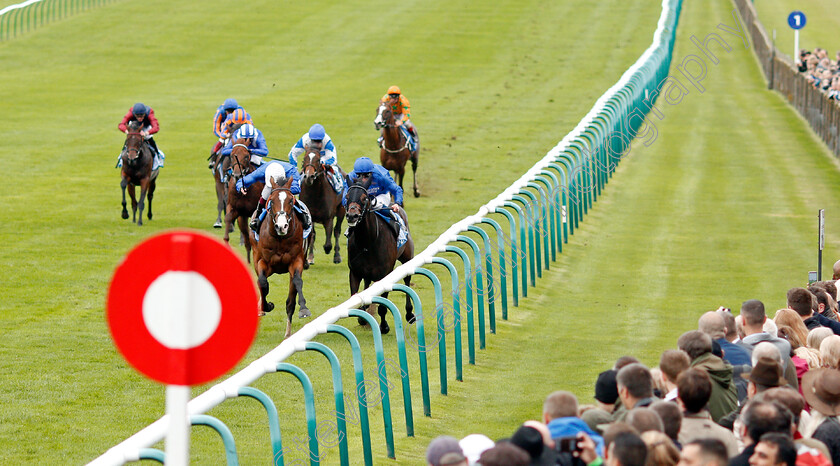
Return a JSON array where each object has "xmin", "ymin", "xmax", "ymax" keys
[
  {"xmin": 249, "ymin": 176, "xmax": 311, "ymax": 338},
  {"xmin": 224, "ymin": 140, "xmax": 261, "ymax": 262},
  {"xmin": 299, "ymin": 143, "xmax": 346, "ymax": 265},
  {"xmin": 345, "ymin": 179, "xmax": 415, "ymax": 334},
  {"xmin": 211, "ymin": 150, "xmax": 231, "ymax": 229},
  {"xmin": 374, "ymin": 102, "xmax": 420, "ymax": 198},
  {"xmin": 120, "ymin": 121, "xmax": 157, "ymax": 226}
]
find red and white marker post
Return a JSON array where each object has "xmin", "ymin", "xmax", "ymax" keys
[{"xmin": 106, "ymin": 230, "xmax": 259, "ymax": 465}]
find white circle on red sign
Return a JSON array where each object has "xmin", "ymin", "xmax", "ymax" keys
[{"xmin": 143, "ymin": 271, "xmax": 222, "ymax": 349}]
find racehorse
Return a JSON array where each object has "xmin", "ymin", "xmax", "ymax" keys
[
  {"xmin": 249, "ymin": 176, "xmax": 311, "ymax": 338},
  {"xmin": 211, "ymin": 150, "xmax": 231, "ymax": 229},
  {"xmin": 345, "ymin": 179, "xmax": 415, "ymax": 334},
  {"xmin": 375, "ymin": 102, "xmax": 420, "ymax": 198},
  {"xmin": 299, "ymin": 143, "xmax": 346, "ymax": 265},
  {"xmin": 224, "ymin": 140, "xmax": 262, "ymax": 262},
  {"xmin": 120, "ymin": 121, "xmax": 157, "ymax": 226}
]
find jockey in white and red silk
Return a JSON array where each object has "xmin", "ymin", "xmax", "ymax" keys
[
  {"xmin": 221, "ymin": 124, "xmax": 269, "ymax": 166},
  {"xmin": 119, "ymin": 102, "xmax": 161, "ymax": 156}
]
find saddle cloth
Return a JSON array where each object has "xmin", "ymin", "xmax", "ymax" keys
[{"xmin": 373, "ymin": 208, "xmax": 409, "ymax": 248}]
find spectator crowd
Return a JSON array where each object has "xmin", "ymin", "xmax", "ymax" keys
[
  {"xmin": 798, "ymin": 48, "xmax": 840, "ymax": 100},
  {"xmin": 423, "ymin": 263, "xmax": 840, "ymax": 466}
]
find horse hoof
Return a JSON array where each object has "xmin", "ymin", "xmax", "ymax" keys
[
  {"xmin": 213, "ymin": 220, "xmax": 222, "ymax": 229},
  {"xmin": 333, "ymin": 256, "xmax": 341, "ymax": 264},
  {"xmin": 323, "ymin": 245, "xmax": 332, "ymax": 254},
  {"xmin": 121, "ymin": 211, "xmax": 129, "ymax": 220},
  {"xmin": 303, "ymin": 262, "xmax": 310, "ymax": 270},
  {"xmin": 258, "ymin": 310, "xmax": 266, "ymax": 317},
  {"xmin": 413, "ymin": 190, "xmax": 420, "ymax": 198},
  {"xmin": 357, "ymin": 316, "xmax": 369, "ymax": 326},
  {"xmin": 380, "ymin": 322, "xmax": 391, "ymax": 335},
  {"xmin": 265, "ymin": 302, "xmax": 275, "ymax": 313},
  {"xmin": 406, "ymin": 313, "xmax": 416, "ymax": 324},
  {"xmin": 299, "ymin": 308, "xmax": 311, "ymax": 319}
]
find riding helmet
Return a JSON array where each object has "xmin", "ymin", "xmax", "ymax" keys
[
  {"xmin": 387, "ymin": 85, "xmax": 401, "ymax": 95},
  {"xmin": 223, "ymin": 98, "xmax": 239, "ymax": 111},
  {"xmin": 230, "ymin": 108, "xmax": 249, "ymax": 124},
  {"xmin": 132, "ymin": 102, "xmax": 148, "ymax": 116},
  {"xmin": 354, "ymin": 157, "xmax": 374, "ymax": 174},
  {"xmin": 308, "ymin": 124, "xmax": 326, "ymax": 141},
  {"xmin": 236, "ymin": 124, "xmax": 257, "ymax": 140}
]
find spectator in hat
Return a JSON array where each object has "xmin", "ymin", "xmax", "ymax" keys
[
  {"xmin": 543, "ymin": 391, "xmax": 606, "ymax": 456},
  {"xmin": 675, "ymin": 368, "xmax": 737, "ymax": 457},
  {"xmin": 659, "ymin": 349, "xmax": 691, "ymax": 402},
  {"xmin": 720, "ymin": 357, "xmax": 788, "ymax": 443},
  {"xmin": 595, "ymin": 369, "xmax": 620, "ymax": 413},
  {"xmin": 749, "ymin": 433, "xmax": 797, "ymax": 466},
  {"xmin": 477, "ymin": 442, "xmax": 530, "ymax": 466},
  {"xmin": 426, "ymin": 436, "xmax": 467, "ymax": 466},
  {"xmin": 729, "ymin": 401, "xmax": 793, "ymax": 466},
  {"xmin": 510, "ymin": 424, "xmax": 560, "ymax": 466},
  {"xmin": 677, "ymin": 331, "xmax": 737, "ymax": 423},
  {"xmin": 459, "ymin": 434, "xmax": 494, "ymax": 465},
  {"xmin": 678, "ymin": 438, "xmax": 729, "ymax": 465},
  {"xmin": 801, "ymin": 369, "xmax": 840, "ymax": 464},
  {"xmin": 614, "ymin": 364, "xmax": 656, "ymax": 422},
  {"xmin": 640, "ymin": 431, "xmax": 679, "ymax": 466},
  {"xmin": 649, "ymin": 401, "xmax": 682, "ymax": 449},
  {"xmin": 582, "ymin": 408, "xmax": 614, "ymax": 437}
]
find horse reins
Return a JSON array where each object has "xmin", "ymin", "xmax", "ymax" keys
[{"xmin": 377, "ymin": 107, "xmax": 410, "ymax": 153}]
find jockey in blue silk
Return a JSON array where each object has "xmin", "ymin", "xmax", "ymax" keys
[
  {"xmin": 221, "ymin": 124, "xmax": 268, "ymax": 166},
  {"xmin": 288, "ymin": 124, "xmax": 343, "ymax": 190},
  {"xmin": 235, "ymin": 161, "xmax": 312, "ymax": 234},
  {"xmin": 344, "ymin": 157, "xmax": 403, "ymax": 212},
  {"xmin": 209, "ymin": 98, "xmax": 248, "ymax": 168}
]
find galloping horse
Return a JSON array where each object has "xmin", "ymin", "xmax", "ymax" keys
[
  {"xmin": 299, "ymin": 143, "xmax": 346, "ymax": 265},
  {"xmin": 375, "ymin": 102, "xmax": 420, "ymax": 198},
  {"xmin": 120, "ymin": 121, "xmax": 157, "ymax": 226},
  {"xmin": 345, "ymin": 179, "xmax": 415, "ymax": 334},
  {"xmin": 249, "ymin": 176, "xmax": 311, "ymax": 338},
  {"xmin": 211, "ymin": 151, "xmax": 231, "ymax": 229},
  {"xmin": 224, "ymin": 140, "xmax": 261, "ymax": 261}
]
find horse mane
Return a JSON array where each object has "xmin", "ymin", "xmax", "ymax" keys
[{"xmin": 127, "ymin": 120, "xmax": 142, "ymax": 132}]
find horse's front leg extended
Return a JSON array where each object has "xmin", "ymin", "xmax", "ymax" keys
[
  {"xmin": 136, "ymin": 179, "xmax": 149, "ymax": 226},
  {"xmin": 120, "ymin": 177, "xmax": 129, "ymax": 220},
  {"xmin": 256, "ymin": 260, "xmax": 273, "ymax": 316}
]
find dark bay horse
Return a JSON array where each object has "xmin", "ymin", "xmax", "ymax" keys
[
  {"xmin": 299, "ymin": 144, "xmax": 346, "ymax": 265},
  {"xmin": 375, "ymin": 102, "xmax": 420, "ymax": 198},
  {"xmin": 212, "ymin": 151, "xmax": 231, "ymax": 229},
  {"xmin": 345, "ymin": 179, "xmax": 415, "ymax": 334},
  {"xmin": 224, "ymin": 141, "xmax": 261, "ymax": 262},
  {"xmin": 249, "ymin": 176, "xmax": 311, "ymax": 338},
  {"xmin": 120, "ymin": 121, "xmax": 157, "ymax": 226}
]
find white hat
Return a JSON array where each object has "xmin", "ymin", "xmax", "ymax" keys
[{"xmin": 459, "ymin": 434, "xmax": 495, "ymax": 465}]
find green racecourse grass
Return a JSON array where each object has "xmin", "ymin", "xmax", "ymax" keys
[
  {"xmin": 753, "ymin": 0, "xmax": 840, "ymax": 57},
  {"xmin": 2, "ymin": 0, "xmax": 840, "ymax": 464},
  {"xmin": 0, "ymin": 0, "xmax": 662, "ymax": 463}
]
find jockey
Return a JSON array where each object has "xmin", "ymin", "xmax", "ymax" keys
[
  {"xmin": 119, "ymin": 102, "xmax": 161, "ymax": 157},
  {"xmin": 344, "ymin": 157, "xmax": 403, "ymax": 212},
  {"xmin": 221, "ymin": 124, "xmax": 268, "ymax": 166},
  {"xmin": 219, "ymin": 108, "xmax": 253, "ymax": 144},
  {"xmin": 209, "ymin": 98, "xmax": 244, "ymax": 164},
  {"xmin": 235, "ymin": 160, "xmax": 312, "ymax": 234},
  {"xmin": 288, "ymin": 123, "xmax": 342, "ymax": 189},
  {"xmin": 379, "ymin": 85, "xmax": 419, "ymax": 154}
]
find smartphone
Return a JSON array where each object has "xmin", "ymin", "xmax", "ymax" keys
[
  {"xmin": 809, "ymin": 271, "xmax": 818, "ymax": 284},
  {"xmin": 555, "ymin": 435, "xmax": 578, "ymax": 453}
]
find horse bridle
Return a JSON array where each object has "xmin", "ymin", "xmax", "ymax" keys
[
  {"xmin": 123, "ymin": 132, "xmax": 146, "ymax": 163},
  {"xmin": 230, "ymin": 144, "xmax": 252, "ymax": 193},
  {"xmin": 267, "ymin": 186, "xmax": 296, "ymax": 236},
  {"xmin": 301, "ymin": 152, "xmax": 324, "ymax": 179}
]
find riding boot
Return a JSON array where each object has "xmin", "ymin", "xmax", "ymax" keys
[
  {"xmin": 377, "ymin": 136, "xmax": 383, "ymax": 148},
  {"xmin": 208, "ymin": 151, "xmax": 218, "ymax": 169},
  {"xmin": 250, "ymin": 198, "xmax": 267, "ymax": 231},
  {"xmin": 299, "ymin": 201, "xmax": 313, "ymax": 233}
]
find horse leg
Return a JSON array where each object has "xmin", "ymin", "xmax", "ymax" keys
[
  {"xmin": 135, "ymin": 179, "xmax": 149, "ymax": 226},
  {"xmin": 236, "ymin": 215, "xmax": 251, "ymax": 263},
  {"xmin": 323, "ymin": 220, "xmax": 333, "ymax": 255},
  {"xmin": 120, "ymin": 177, "xmax": 129, "ymax": 220},
  {"xmin": 379, "ymin": 291, "xmax": 391, "ymax": 335},
  {"xmin": 128, "ymin": 184, "xmax": 138, "ymax": 223},
  {"xmin": 332, "ymin": 206, "xmax": 344, "ymax": 264},
  {"xmin": 411, "ymin": 151, "xmax": 420, "ymax": 198},
  {"xmin": 223, "ymin": 205, "xmax": 236, "ymax": 245},
  {"xmin": 147, "ymin": 178, "xmax": 155, "ymax": 220},
  {"xmin": 293, "ymin": 267, "xmax": 310, "ymax": 319},
  {"xmin": 305, "ymin": 228, "xmax": 315, "ymax": 268},
  {"xmin": 256, "ymin": 261, "xmax": 273, "ymax": 316},
  {"xmin": 403, "ymin": 274, "xmax": 415, "ymax": 324},
  {"xmin": 350, "ymin": 271, "xmax": 365, "ymax": 326},
  {"xmin": 214, "ymin": 173, "xmax": 225, "ymax": 228}
]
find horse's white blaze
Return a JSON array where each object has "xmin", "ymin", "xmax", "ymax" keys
[
  {"xmin": 142, "ymin": 271, "xmax": 222, "ymax": 349},
  {"xmin": 275, "ymin": 192, "xmax": 289, "ymax": 233},
  {"xmin": 374, "ymin": 105, "xmax": 385, "ymax": 125},
  {"xmin": 308, "ymin": 153, "xmax": 317, "ymax": 163}
]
